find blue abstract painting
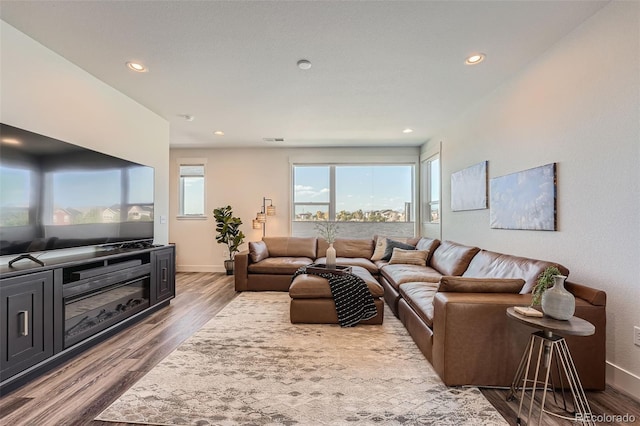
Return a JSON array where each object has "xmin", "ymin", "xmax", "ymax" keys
[
  {"xmin": 490, "ymin": 163, "xmax": 556, "ymax": 231},
  {"xmin": 451, "ymin": 161, "xmax": 488, "ymax": 211}
]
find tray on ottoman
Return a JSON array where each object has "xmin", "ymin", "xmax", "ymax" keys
[{"xmin": 306, "ymin": 263, "xmax": 352, "ymax": 275}]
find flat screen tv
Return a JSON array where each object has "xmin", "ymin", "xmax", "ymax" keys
[{"xmin": 0, "ymin": 123, "xmax": 154, "ymax": 259}]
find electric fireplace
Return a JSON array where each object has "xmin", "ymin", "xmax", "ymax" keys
[{"xmin": 63, "ymin": 274, "xmax": 150, "ymax": 348}]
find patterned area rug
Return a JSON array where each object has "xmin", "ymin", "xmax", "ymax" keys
[{"xmin": 96, "ymin": 292, "xmax": 507, "ymax": 425}]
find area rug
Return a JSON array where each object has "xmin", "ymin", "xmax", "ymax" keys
[{"xmin": 96, "ymin": 292, "xmax": 507, "ymax": 425}]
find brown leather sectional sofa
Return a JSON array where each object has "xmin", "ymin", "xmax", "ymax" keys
[{"xmin": 234, "ymin": 236, "xmax": 606, "ymax": 390}]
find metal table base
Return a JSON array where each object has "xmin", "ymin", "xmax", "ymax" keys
[{"xmin": 509, "ymin": 330, "xmax": 594, "ymax": 426}]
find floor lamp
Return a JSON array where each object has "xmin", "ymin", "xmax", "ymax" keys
[{"xmin": 252, "ymin": 197, "xmax": 276, "ymax": 237}]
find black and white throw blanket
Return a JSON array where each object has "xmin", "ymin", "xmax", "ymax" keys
[{"xmin": 292, "ymin": 266, "xmax": 378, "ymax": 327}]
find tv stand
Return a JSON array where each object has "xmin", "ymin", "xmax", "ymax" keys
[
  {"xmin": 0, "ymin": 245, "xmax": 175, "ymax": 395},
  {"xmin": 8, "ymin": 254, "xmax": 45, "ymax": 268}
]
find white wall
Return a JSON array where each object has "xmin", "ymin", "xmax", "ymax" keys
[
  {"xmin": 169, "ymin": 146, "xmax": 419, "ymax": 272},
  {"xmin": 422, "ymin": 2, "xmax": 639, "ymax": 398},
  {"xmin": 0, "ymin": 21, "xmax": 170, "ymax": 253}
]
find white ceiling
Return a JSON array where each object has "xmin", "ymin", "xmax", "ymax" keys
[{"xmin": 0, "ymin": 1, "xmax": 608, "ymax": 148}]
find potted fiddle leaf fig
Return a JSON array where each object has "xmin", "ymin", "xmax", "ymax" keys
[{"xmin": 213, "ymin": 206, "xmax": 245, "ymax": 275}]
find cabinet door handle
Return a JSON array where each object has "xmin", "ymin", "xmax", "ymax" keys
[
  {"xmin": 19, "ymin": 310, "xmax": 29, "ymax": 336},
  {"xmin": 161, "ymin": 267, "xmax": 167, "ymax": 282}
]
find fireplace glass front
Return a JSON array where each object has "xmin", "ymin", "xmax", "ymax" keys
[{"xmin": 64, "ymin": 276, "xmax": 150, "ymax": 348}]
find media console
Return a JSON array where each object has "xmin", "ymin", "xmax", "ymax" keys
[{"xmin": 0, "ymin": 245, "xmax": 175, "ymax": 395}]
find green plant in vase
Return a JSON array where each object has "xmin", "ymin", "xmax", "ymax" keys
[
  {"xmin": 213, "ymin": 205, "xmax": 245, "ymax": 275},
  {"xmin": 531, "ymin": 266, "xmax": 561, "ymax": 306}
]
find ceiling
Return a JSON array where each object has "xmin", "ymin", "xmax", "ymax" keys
[{"xmin": 0, "ymin": 1, "xmax": 607, "ymax": 148}]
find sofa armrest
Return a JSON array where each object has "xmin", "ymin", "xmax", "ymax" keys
[
  {"xmin": 234, "ymin": 251, "xmax": 250, "ymax": 291},
  {"xmin": 432, "ymin": 292, "xmax": 531, "ymax": 387},
  {"xmin": 431, "ymin": 291, "xmax": 606, "ymax": 389},
  {"xmin": 566, "ymin": 281, "xmax": 606, "ymax": 306}
]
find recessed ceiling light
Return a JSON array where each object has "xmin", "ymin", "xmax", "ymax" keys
[
  {"xmin": 402, "ymin": 128, "xmax": 414, "ymax": 134},
  {"xmin": 465, "ymin": 54, "xmax": 486, "ymax": 65},
  {"xmin": 126, "ymin": 61, "xmax": 148, "ymax": 72},
  {"xmin": 1, "ymin": 137, "xmax": 21, "ymax": 145},
  {"xmin": 213, "ymin": 131, "xmax": 225, "ymax": 136},
  {"xmin": 297, "ymin": 59, "xmax": 312, "ymax": 70}
]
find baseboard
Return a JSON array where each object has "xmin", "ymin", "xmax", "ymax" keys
[
  {"xmin": 606, "ymin": 361, "xmax": 640, "ymax": 402},
  {"xmin": 177, "ymin": 265, "xmax": 225, "ymax": 273}
]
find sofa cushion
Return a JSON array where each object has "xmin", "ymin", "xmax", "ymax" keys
[
  {"xmin": 415, "ymin": 237, "xmax": 440, "ymax": 251},
  {"xmin": 398, "ymin": 282, "xmax": 439, "ymax": 327},
  {"xmin": 289, "ymin": 265, "xmax": 384, "ymax": 298},
  {"xmin": 317, "ymin": 238, "xmax": 374, "ymax": 259},
  {"xmin": 461, "ymin": 249, "xmax": 569, "ymax": 294},
  {"xmin": 315, "ymin": 257, "xmax": 379, "ymax": 274},
  {"xmin": 438, "ymin": 276, "xmax": 525, "ymax": 293},
  {"xmin": 381, "ymin": 264, "xmax": 442, "ymax": 289},
  {"xmin": 382, "ymin": 239, "xmax": 416, "ymax": 261},
  {"xmin": 247, "ymin": 257, "xmax": 313, "ymax": 274},
  {"xmin": 415, "ymin": 238, "xmax": 441, "ymax": 263},
  {"xmin": 389, "ymin": 248, "xmax": 429, "ymax": 266},
  {"xmin": 430, "ymin": 241, "xmax": 480, "ymax": 276},
  {"xmin": 374, "ymin": 259, "xmax": 389, "ymax": 269},
  {"xmin": 263, "ymin": 237, "xmax": 317, "ymax": 258},
  {"xmin": 249, "ymin": 241, "xmax": 269, "ymax": 263}
]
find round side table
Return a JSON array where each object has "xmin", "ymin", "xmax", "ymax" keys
[{"xmin": 506, "ymin": 307, "xmax": 596, "ymax": 426}]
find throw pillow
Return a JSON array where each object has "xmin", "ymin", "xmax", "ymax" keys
[
  {"xmin": 438, "ymin": 276, "xmax": 525, "ymax": 293},
  {"xmin": 249, "ymin": 241, "xmax": 269, "ymax": 263},
  {"xmin": 371, "ymin": 236, "xmax": 418, "ymax": 261},
  {"xmin": 388, "ymin": 248, "xmax": 429, "ymax": 266},
  {"xmin": 381, "ymin": 238, "xmax": 416, "ymax": 261},
  {"xmin": 370, "ymin": 235, "xmax": 390, "ymax": 261}
]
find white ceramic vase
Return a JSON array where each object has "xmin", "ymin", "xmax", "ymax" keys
[
  {"xmin": 541, "ymin": 275, "xmax": 575, "ymax": 320},
  {"xmin": 326, "ymin": 243, "xmax": 337, "ymax": 269}
]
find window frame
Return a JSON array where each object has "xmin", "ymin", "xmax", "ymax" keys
[
  {"xmin": 176, "ymin": 158, "xmax": 207, "ymax": 220},
  {"xmin": 291, "ymin": 162, "xmax": 415, "ymax": 224},
  {"xmin": 421, "ymin": 153, "xmax": 440, "ymax": 224},
  {"xmin": 291, "ymin": 164, "xmax": 333, "ymax": 221}
]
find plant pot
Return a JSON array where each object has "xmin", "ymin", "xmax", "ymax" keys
[
  {"xmin": 541, "ymin": 275, "xmax": 575, "ymax": 320},
  {"xmin": 224, "ymin": 259, "xmax": 234, "ymax": 276}
]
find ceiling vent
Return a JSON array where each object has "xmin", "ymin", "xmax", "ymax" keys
[{"xmin": 262, "ymin": 138, "xmax": 285, "ymax": 143}]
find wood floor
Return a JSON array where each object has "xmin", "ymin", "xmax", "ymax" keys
[{"xmin": 1, "ymin": 272, "xmax": 638, "ymax": 426}]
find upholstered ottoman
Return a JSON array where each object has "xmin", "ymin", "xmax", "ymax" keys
[{"xmin": 289, "ymin": 265, "xmax": 385, "ymax": 324}]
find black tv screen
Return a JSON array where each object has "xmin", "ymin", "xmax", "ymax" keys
[{"xmin": 0, "ymin": 123, "xmax": 154, "ymax": 256}]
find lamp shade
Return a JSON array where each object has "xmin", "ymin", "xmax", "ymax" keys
[
  {"xmin": 257, "ymin": 212, "xmax": 267, "ymax": 223},
  {"xmin": 266, "ymin": 205, "xmax": 276, "ymax": 216},
  {"xmin": 252, "ymin": 219, "xmax": 262, "ymax": 229}
]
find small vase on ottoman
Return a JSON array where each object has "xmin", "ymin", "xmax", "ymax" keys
[
  {"xmin": 541, "ymin": 275, "xmax": 575, "ymax": 320},
  {"xmin": 315, "ymin": 221, "xmax": 339, "ymax": 269},
  {"xmin": 326, "ymin": 243, "xmax": 337, "ymax": 268}
]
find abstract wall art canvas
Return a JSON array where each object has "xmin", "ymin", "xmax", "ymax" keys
[
  {"xmin": 490, "ymin": 163, "xmax": 557, "ymax": 231},
  {"xmin": 451, "ymin": 161, "xmax": 488, "ymax": 211}
]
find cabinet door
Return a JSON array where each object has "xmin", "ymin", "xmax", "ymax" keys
[
  {"xmin": 1, "ymin": 271, "xmax": 54, "ymax": 381},
  {"xmin": 152, "ymin": 247, "xmax": 175, "ymax": 304}
]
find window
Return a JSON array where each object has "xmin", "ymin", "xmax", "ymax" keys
[
  {"xmin": 292, "ymin": 163, "xmax": 415, "ymax": 238},
  {"xmin": 422, "ymin": 154, "xmax": 440, "ymax": 224},
  {"xmin": 178, "ymin": 164, "xmax": 205, "ymax": 217},
  {"xmin": 293, "ymin": 166, "xmax": 331, "ymax": 221}
]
